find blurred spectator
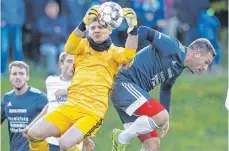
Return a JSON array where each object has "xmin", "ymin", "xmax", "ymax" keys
[
  {"xmin": 23, "ymin": 0, "xmax": 46, "ymax": 70},
  {"xmin": 131, "ymin": 0, "xmax": 165, "ymax": 50},
  {"xmin": 38, "ymin": 0, "xmax": 68, "ymax": 76},
  {"xmin": 87, "ymin": 0, "xmax": 104, "ymax": 8},
  {"xmin": 164, "ymin": 0, "xmax": 179, "ymax": 37},
  {"xmin": 132, "ymin": 0, "xmax": 165, "ymax": 31},
  {"xmin": 1, "ymin": 0, "xmax": 25, "ymax": 75},
  {"xmin": 61, "ymin": 0, "xmax": 87, "ymax": 34},
  {"xmin": 174, "ymin": 0, "xmax": 210, "ymax": 45},
  {"xmin": 112, "ymin": 0, "xmax": 131, "ymax": 7},
  {"xmin": 197, "ymin": 8, "xmax": 222, "ymax": 70}
]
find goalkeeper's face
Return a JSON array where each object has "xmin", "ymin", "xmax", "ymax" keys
[
  {"xmin": 60, "ymin": 54, "xmax": 74, "ymax": 78},
  {"xmin": 10, "ymin": 66, "xmax": 29, "ymax": 90},
  {"xmin": 88, "ymin": 20, "xmax": 111, "ymax": 44}
]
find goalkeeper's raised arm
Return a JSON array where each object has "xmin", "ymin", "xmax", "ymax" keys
[
  {"xmin": 112, "ymin": 8, "xmax": 138, "ymax": 65},
  {"xmin": 64, "ymin": 5, "xmax": 100, "ymax": 55}
]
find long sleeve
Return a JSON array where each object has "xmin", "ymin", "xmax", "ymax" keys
[
  {"xmin": 138, "ymin": 26, "xmax": 182, "ymax": 56},
  {"xmin": 113, "ymin": 31, "xmax": 138, "ymax": 64},
  {"xmin": 159, "ymin": 76, "xmax": 177, "ymax": 113},
  {"xmin": 64, "ymin": 21, "xmax": 86, "ymax": 55},
  {"xmin": 64, "ymin": 32, "xmax": 85, "ymax": 55},
  {"xmin": 160, "ymin": 85, "xmax": 172, "ymax": 113},
  {"xmin": 113, "ymin": 47, "xmax": 136, "ymax": 64}
]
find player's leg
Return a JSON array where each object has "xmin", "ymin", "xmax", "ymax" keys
[
  {"xmin": 138, "ymin": 131, "xmax": 160, "ymax": 151},
  {"xmin": 58, "ymin": 107, "xmax": 102, "ymax": 151},
  {"xmin": 112, "ymin": 107, "xmax": 137, "ymax": 151},
  {"xmin": 115, "ymin": 109, "xmax": 160, "ymax": 151},
  {"xmin": 110, "ymin": 82, "xmax": 168, "ymax": 150},
  {"xmin": 58, "ymin": 126, "xmax": 82, "ymax": 151},
  {"xmin": 28, "ymin": 106, "xmax": 73, "ymax": 151},
  {"xmin": 117, "ymin": 98, "xmax": 168, "ymax": 144},
  {"xmin": 27, "ymin": 118, "xmax": 60, "ymax": 151}
]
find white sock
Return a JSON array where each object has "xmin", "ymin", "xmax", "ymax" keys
[
  {"xmin": 140, "ymin": 147, "xmax": 152, "ymax": 151},
  {"xmin": 118, "ymin": 115, "xmax": 158, "ymax": 144}
]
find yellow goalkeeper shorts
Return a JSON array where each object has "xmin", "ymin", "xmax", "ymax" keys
[{"xmin": 44, "ymin": 104, "xmax": 103, "ymax": 139}]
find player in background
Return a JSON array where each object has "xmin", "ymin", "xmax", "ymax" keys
[
  {"xmin": 110, "ymin": 26, "xmax": 216, "ymax": 151},
  {"xmin": 26, "ymin": 5, "xmax": 138, "ymax": 151},
  {"xmin": 1, "ymin": 61, "xmax": 48, "ymax": 151}
]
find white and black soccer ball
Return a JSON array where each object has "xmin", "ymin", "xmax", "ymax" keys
[{"xmin": 98, "ymin": 2, "xmax": 123, "ymax": 29}]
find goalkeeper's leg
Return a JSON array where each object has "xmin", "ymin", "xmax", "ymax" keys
[
  {"xmin": 27, "ymin": 119, "xmax": 61, "ymax": 151},
  {"xmin": 59, "ymin": 112, "xmax": 101, "ymax": 151}
]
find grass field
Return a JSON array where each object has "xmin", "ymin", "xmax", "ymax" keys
[{"xmin": 1, "ymin": 69, "xmax": 228, "ymax": 151}]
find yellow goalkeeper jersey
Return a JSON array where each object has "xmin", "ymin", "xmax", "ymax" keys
[{"xmin": 64, "ymin": 32, "xmax": 136, "ymax": 117}]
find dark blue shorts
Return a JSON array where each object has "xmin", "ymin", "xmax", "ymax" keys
[{"xmin": 110, "ymin": 81, "xmax": 152, "ymax": 124}]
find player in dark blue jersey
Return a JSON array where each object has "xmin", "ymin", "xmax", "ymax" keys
[
  {"xmin": 111, "ymin": 26, "xmax": 216, "ymax": 151},
  {"xmin": 1, "ymin": 61, "xmax": 48, "ymax": 151}
]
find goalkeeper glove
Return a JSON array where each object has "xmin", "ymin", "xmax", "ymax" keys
[
  {"xmin": 83, "ymin": 5, "xmax": 100, "ymax": 25},
  {"xmin": 123, "ymin": 8, "xmax": 138, "ymax": 34}
]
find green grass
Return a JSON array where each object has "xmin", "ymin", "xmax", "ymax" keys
[{"xmin": 1, "ymin": 69, "xmax": 228, "ymax": 151}]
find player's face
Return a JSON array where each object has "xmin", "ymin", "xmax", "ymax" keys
[
  {"xmin": 189, "ymin": 51, "xmax": 214, "ymax": 74},
  {"xmin": 60, "ymin": 54, "xmax": 74, "ymax": 78},
  {"xmin": 10, "ymin": 66, "xmax": 29, "ymax": 90},
  {"xmin": 88, "ymin": 21, "xmax": 111, "ymax": 44}
]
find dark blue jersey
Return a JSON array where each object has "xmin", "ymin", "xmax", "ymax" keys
[
  {"xmin": 1, "ymin": 87, "xmax": 48, "ymax": 151},
  {"xmin": 114, "ymin": 26, "xmax": 187, "ymax": 112}
]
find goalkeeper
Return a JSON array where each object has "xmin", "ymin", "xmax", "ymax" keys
[{"xmin": 26, "ymin": 5, "xmax": 138, "ymax": 151}]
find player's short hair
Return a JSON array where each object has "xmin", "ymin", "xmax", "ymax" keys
[
  {"xmin": 9, "ymin": 61, "xmax": 30, "ymax": 75},
  {"xmin": 189, "ymin": 38, "xmax": 216, "ymax": 57},
  {"xmin": 59, "ymin": 52, "xmax": 68, "ymax": 63}
]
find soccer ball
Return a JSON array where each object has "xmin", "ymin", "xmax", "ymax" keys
[{"xmin": 98, "ymin": 2, "xmax": 123, "ymax": 29}]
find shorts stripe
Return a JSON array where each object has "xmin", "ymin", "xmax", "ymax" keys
[
  {"xmin": 122, "ymin": 83, "xmax": 142, "ymax": 98},
  {"xmin": 125, "ymin": 96, "xmax": 148, "ymax": 116},
  {"xmin": 84, "ymin": 118, "xmax": 103, "ymax": 139},
  {"xmin": 121, "ymin": 83, "xmax": 148, "ymax": 116},
  {"xmin": 128, "ymin": 83, "xmax": 143, "ymax": 97}
]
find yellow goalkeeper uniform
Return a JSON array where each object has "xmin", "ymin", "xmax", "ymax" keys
[{"xmin": 44, "ymin": 32, "xmax": 136, "ymax": 139}]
